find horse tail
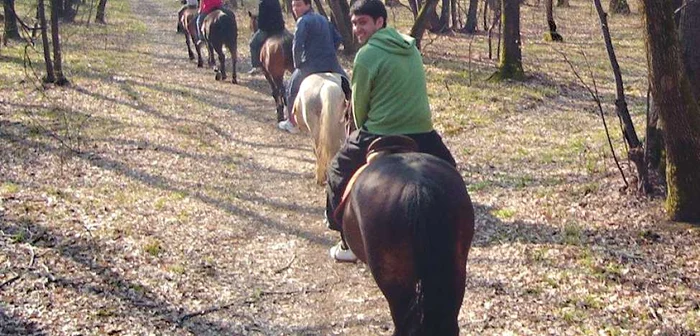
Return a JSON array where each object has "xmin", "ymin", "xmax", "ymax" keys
[
  {"xmin": 403, "ymin": 181, "xmax": 460, "ymax": 336},
  {"xmin": 315, "ymin": 77, "xmax": 345, "ymax": 183}
]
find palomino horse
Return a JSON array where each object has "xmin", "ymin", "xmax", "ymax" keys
[
  {"xmin": 248, "ymin": 12, "xmax": 293, "ymax": 121},
  {"xmin": 178, "ymin": 7, "xmax": 204, "ymax": 67},
  {"xmin": 338, "ymin": 136, "xmax": 475, "ymax": 336},
  {"xmin": 291, "ymin": 73, "xmax": 348, "ymax": 184},
  {"xmin": 201, "ymin": 9, "xmax": 238, "ymax": 84}
]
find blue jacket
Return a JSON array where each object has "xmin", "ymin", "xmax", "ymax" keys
[{"xmin": 292, "ymin": 10, "xmax": 346, "ymax": 75}]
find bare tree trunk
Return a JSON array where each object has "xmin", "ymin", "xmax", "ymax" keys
[
  {"xmin": 463, "ymin": 0, "xmax": 478, "ymax": 32},
  {"xmin": 679, "ymin": 0, "xmax": 700, "ymax": 103},
  {"xmin": 312, "ymin": 0, "xmax": 328, "ymax": 17},
  {"xmin": 38, "ymin": 0, "xmax": 55, "ymax": 83},
  {"xmin": 409, "ymin": 0, "xmax": 439, "ymax": 48},
  {"xmin": 50, "ymin": 0, "xmax": 69, "ymax": 85},
  {"xmin": 409, "ymin": 0, "xmax": 420, "ymax": 17},
  {"xmin": 491, "ymin": 0, "xmax": 523, "ymax": 80},
  {"xmin": 594, "ymin": 0, "xmax": 648, "ymax": 192},
  {"xmin": 544, "ymin": 0, "xmax": 562, "ymax": 41},
  {"xmin": 640, "ymin": 0, "xmax": 700, "ymax": 222},
  {"xmin": 3, "ymin": 0, "xmax": 21, "ymax": 40},
  {"xmin": 609, "ymin": 0, "xmax": 630, "ymax": 14},
  {"xmin": 435, "ymin": 0, "xmax": 450, "ymax": 32},
  {"xmin": 450, "ymin": 0, "xmax": 457, "ymax": 29},
  {"xmin": 326, "ymin": 0, "xmax": 357, "ymax": 54},
  {"xmin": 645, "ymin": 90, "xmax": 665, "ymax": 187},
  {"xmin": 95, "ymin": 0, "xmax": 108, "ymax": 23}
]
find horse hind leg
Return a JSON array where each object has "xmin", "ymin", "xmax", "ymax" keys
[
  {"xmin": 214, "ymin": 44, "xmax": 226, "ymax": 81},
  {"xmin": 227, "ymin": 42, "xmax": 237, "ymax": 84}
]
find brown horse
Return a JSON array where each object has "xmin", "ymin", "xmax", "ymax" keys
[
  {"xmin": 201, "ymin": 9, "xmax": 238, "ymax": 84},
  {"xmin": 179, "ymin": 7, "xmax": 204, "ymax": 67},
  {"xmin": 248, "ymin": 12, "xmax": 293, "ymax": 121},
  {"xmin": 338, "ymin": 136, "xmax": 475, "ymax": 336}
]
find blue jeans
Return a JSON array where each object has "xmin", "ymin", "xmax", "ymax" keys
[
  {"xmin": 195, "ymin": 12, "xmax": 205, "ymax": 42},
  {"xmin": 249, "ymin": 30, "xmax": 269, "ymax": 68}
]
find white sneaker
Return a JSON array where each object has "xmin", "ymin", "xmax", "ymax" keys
[
  {"xmin": 278, "ymin": 120, "xmax": 299, "ymax": 134},
  {"xmin": 247, "ymin": 67, "xmax": 261, "ymax": 75},
  {"xmin": 329, "ymin": 241, "xmax": 357, "ymax": 262}
]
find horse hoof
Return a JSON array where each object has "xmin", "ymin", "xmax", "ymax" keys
[
  {"xmin": 232, "ymin": 78, "xmax": 237, "ymax": 84},
  {"xmin": 215, "ymin": 73, "xmax": 222, "ymax": 81},
  {"xmin": 189, "ymin": 56, "xmax": 195, "ymax": 60},
  {"xmin": 197, "ymin": 63, "xmax": 203, "ymax": 68}
]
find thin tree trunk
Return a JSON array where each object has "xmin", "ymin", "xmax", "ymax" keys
[
  {"xmin": 594, "ymin": 0, "xmax": 648, "ymax": 192},
  {"xmin": 38, "ymin": 0, "xmax": 55, "ymax": 83},
  {"xmin": 409, "ymin": 0, "xmax": 439, "ymax": 48},
  {"xmin": 645, "ymin": 89, "xmax": 665, "ymax": 187},
  {"xmin": 95, "ymin": 0, "xmax": 107, "ymax": 23},
  {"xmin": 679, "ymin": 0, "xmax": 700, "ymax": 103},
  {"xmin": 326, "ymin": 0, "xmax": 356, "ymax": 54},
  {"xmin": 50, "ymin": 0, "xmax": 69, "ymax": 85},
  {"xmin": 312, "ymin": 0, "xmax": 328, "ymax": 18},
  {"xmin": 450, "ymin": 0, "xmax": 457, "ymax": 29},
  {"xmin": 491, "ymin": 0, "xmax": 523, "ymax": 80},
  {"xmin": 640, "ymin": 0, "xmax": 700, "ymax": 222},
  {"xmin": 3, "ymin": 0, "xmax": 21, "ymax": 40},
  {"xmin": 463, "ymin": 0, "xmax": 478, "ymax": 32},
  {"xmin": 544, "ymin": 0, "xmax": 562, "ymax": 41}
]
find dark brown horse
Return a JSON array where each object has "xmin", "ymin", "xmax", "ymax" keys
[
  {"xmin": 248, "ymin": 12, "xmax": 293, "ymax": 121},
  {"xmin": 201, "ymin": 9, "xmax": 238, "ymax": 84},
  {"xmin": 338, "ymin": 136, "xmax": 475, "ymax": 336},
  {"xmin": 178, "ymin": 7, "xmax": 204, "ymax": 67}
]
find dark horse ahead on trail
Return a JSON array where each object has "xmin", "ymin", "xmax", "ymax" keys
[
  {"xmin": 248, "ymin": 12, "xmax": 293, "ymax": 121},
  {"xmin": 338, "ymin": 136, "xmax": 475, "ymax": 336},
  {"xmin": 201, "ymin": 9, "xmax": 238, "ymax": 84}
]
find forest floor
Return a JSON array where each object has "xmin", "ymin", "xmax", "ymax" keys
[{"xmin": 1, "ymin": 0, "xmax": 698, "ymax": 334}]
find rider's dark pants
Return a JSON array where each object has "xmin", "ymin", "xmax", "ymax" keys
[
  {"xmin": 250, "ymin": 29, "xmax": 269, "ymax": 68},
  {"xmin": 324, "ymin": 129, "xmax": 457, "ymax": 232}
]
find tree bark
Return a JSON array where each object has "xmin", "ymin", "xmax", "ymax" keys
[
  {"xmin": 96, "ymin": 0, "xmax": 108, "ymax": 23},
  {"xmin": 491, "ymin": 0, "xmax": 523, "ymax": 80},
  {"xmin": 609, "ymin": 0, "xmax": 630, "ymax": 14},
  {"xmin": 50, "ymin": 0, "xmax": 69, "ymax": 85},
  {"xmin": 326, "ymin": 0, "xmax": 357, "ymax": 54},
  {"xmin": 312, "ymin": 0, "xmax": 328, "ymax": 18},
  {"xmin": 679, "ymin": 0, "xmax": 700, "ymax": 103},
  {"xmin": 435, "ymin": 0, "xmax": 450, "ymax": 32},
  {"xmin": 38, "ymin": 0, "xmax": 55, "ymax": 83},
  {"xmin": 640, "ymin": 0, "xmax": 700, "ymax": 222},
  {"xmin": 463, "ymin": 0, "xmax": 478, "ymax": 33},
  {"xmin": 3, "ymin": 0, "xmax": 21, "ymax": 40},
  {"xmin": 594, "ymin": 0, "xmax": 648, "ymax": 192},
  {"xmin": 409, "ymin": 0, "xmax": 439, "ymax": 48},
  {"xmin": 544, "ymin": 0, "xmax": 562, "ymax": 41}
]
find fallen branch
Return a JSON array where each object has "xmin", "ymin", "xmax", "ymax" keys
[{"xmin": 274, "ymin": 254, "xmax": 296, "ymax": 274}]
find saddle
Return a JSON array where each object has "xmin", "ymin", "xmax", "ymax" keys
[{"xmin": 332, "ymin": 135, "xmax": 419, "ymax": 224}]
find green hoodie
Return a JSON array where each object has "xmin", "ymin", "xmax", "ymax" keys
[{"xmin": 352, "ymin": 27, "xmax": 433, "ymax": 135}]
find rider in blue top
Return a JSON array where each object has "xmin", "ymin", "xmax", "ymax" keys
[{"xmin": 277, "ymin": 0, "xmax": 348, "ymax": 133}]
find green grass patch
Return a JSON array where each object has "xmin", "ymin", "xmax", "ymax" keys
[
  {"xmin": 144, "ymin": 240, "xmax": 163, "ymax": 257},
  {"xmin": 0, "ymin": 182, "xmax": 20, "ymax": 194},
  {"xmin": 492, "ymin": 208, "xmax": 516, "ymax": 220}
]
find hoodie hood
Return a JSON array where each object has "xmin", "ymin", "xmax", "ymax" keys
[{"xmin": 366, "ymin": 28, "xmax": 415, "ymax": 56}]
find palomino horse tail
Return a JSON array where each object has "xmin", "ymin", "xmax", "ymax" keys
[
  {"xmin": 315, "ymin": 75, "xmax": 346, "ymax": 184},
  {"xmin": 402, "ymin": 181, "xmax": 463, "ymax": 336}
]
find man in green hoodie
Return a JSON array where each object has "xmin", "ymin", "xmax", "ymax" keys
[{"xmin": 325, "ymin": 0, "xmax": 457, "ymax": 262}]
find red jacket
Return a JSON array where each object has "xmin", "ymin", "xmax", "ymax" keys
[{"xmin": 200, "ymin": 0, "xmax": 222, "ymax": 14}]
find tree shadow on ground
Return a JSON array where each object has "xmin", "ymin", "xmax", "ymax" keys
[{"xmin": 0, "ymin": 308, "xmax": 45, "ymax": 336}]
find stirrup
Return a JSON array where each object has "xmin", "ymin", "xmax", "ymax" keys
[{"xmin": 330, "ymin": 241, "xmax": 357, "ymax": 262}]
